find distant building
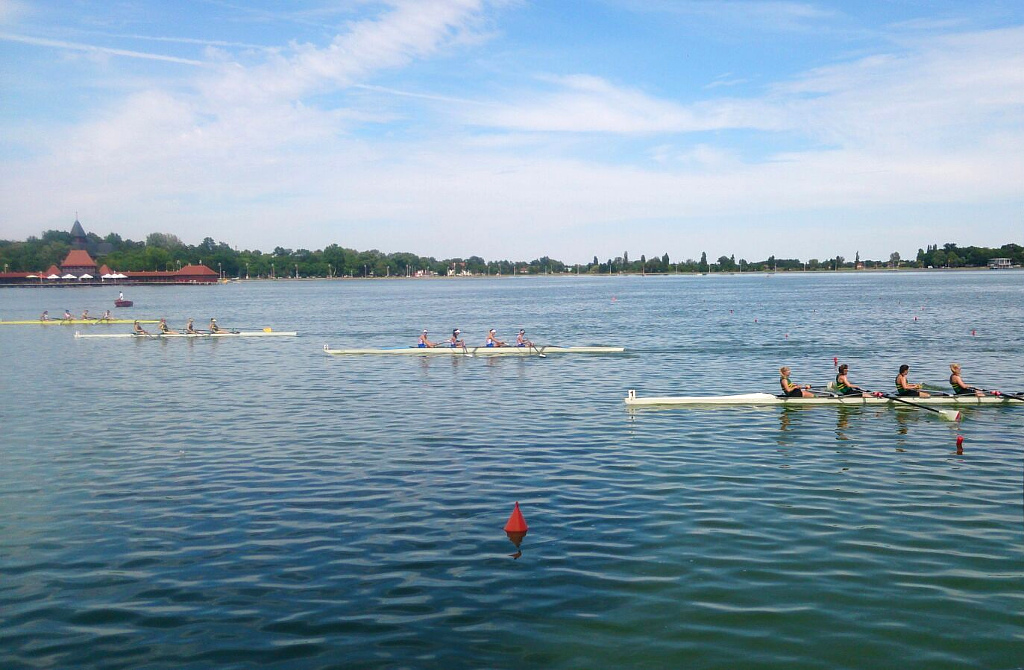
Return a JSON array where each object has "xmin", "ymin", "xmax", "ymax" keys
[
  {"xmin": 0, "ymin": 219, "xmax": 219, "ymax": 286},
  {"xmin": 61, "ymin": 249, "xmax": 98, "ymax": 276},
  {"xmin": 988, "ymin": 258, "xmax": 1012, "ymax": 269},
  {"xmin": 69, "ymin": 217, "xmax": 114, "ymax": 256}
]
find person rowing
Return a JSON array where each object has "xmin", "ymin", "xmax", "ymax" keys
[
  {"xmin": 835, "ymin": 363, "xmax": 870, "ymax": 397},
  {"xmin": 158, "ymin": 318, "xmax": 172, "ymax": 334},
  {"xmin": 515, "ymin": 329, "xmax": 533, "ymax": 348},
  {"xmin": 779, "ymin": 366, "xmax": 814, "ymax": 398},
  {"xmin": 80, "ymin": 309, "xmax": 92, "ymax": 320},
  {"xmin": 62, "ymin": 309, "xmax": 74, "ymax": 322},
  {"xmin": 209, "ymin": 318, "xmax": 221, "ymax": 333},
  {"xmin": 133, "ymin": 320, "xmax": 149, "ymax": 336},
  {"xmin": 949, "ymin": 363, "xmax": 983, "ymax": 397},
  {"xmin": 97, "ymin": 310, "xmax": 113, "ymax": 323},
  {"xmin": 185, "ymin": 318, "xmax": 197, "ymax": 334},
  {"xmin": 39, "ymin": 310, "xmax": 50, "ymax": 321},
  {"xmin": 418, "ymin": 329, "xmax": 437, "ymax": 348},
  {"xmin": 895, "ymin": 364, "xmax": 930, "ymax": 398},
  {"xmin": 448, "ymin": 328, "xmax": 465, "ymax": 348},
  {"xmin": 486, "ymin": 329, "xmax": 506, "ymax": 347}
]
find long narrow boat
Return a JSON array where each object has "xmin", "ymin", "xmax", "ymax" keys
[
  {"xmin": 624, "ymin": 389, "xmax": 1023, "ymax": 407},
  {"xmin": 1, "ymin": 319, "xmax": 160, "ymax": 325},
  {"xmin": 75, "ymin": 330, "xmax": 298, "ymax": 339},
  {"xmin": 323, "ymin": 344, "xmax": 625, "ymax": 356}
]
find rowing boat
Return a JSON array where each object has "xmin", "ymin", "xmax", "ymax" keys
[
  {"xmin": 1, "ymin": 319, "xmax": 160, "ymax": 325},
  {"xmin": 74, "ymin": 330, "xmax": 298, "ymax": 339},
  {"xmin": 323, "ymin": 344, "xmax": 625, "ymax": 356},
  {"xmin": 624, "ymin": 389, "xmax": 1022, "ymax": 407}
]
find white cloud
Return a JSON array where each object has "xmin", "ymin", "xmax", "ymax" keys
[{"xmin": 0, "ymin": 5, "xmax": 1021, "ymax": 262}]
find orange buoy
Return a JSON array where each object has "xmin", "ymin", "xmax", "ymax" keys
[{"xmin": 504, "ymin": 502, "xmax": 528, "ymax": 533}]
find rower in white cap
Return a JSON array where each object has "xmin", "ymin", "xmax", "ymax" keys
[
  {"xmin": 485, "ymin": 329, "xmax": 506, "ymax": 347},
  {"xmin": 418, "ymin": 329, "xmax": 437, "ymax": 348}
]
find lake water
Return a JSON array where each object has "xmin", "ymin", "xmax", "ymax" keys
[{"xmin": 1, "ymin": 271, "xmax": 1022, "ymax": 669}]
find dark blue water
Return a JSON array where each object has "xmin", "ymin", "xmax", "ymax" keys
[{"xmin": 2, "ymin": 272, "xmax": 1022, "ymax": 668}]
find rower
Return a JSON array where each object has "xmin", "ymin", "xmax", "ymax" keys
[
  {"xmin": 133, "ymin": 320, "xmax": 149, "ymax": 336},
  {"xmin": 209, "ymin": 318, "xmax": 221, "ymax": 333},
  {"xmin": 80, "ymin": 309, "xmax": 91, "ymax": 320},
  {"xmin": 158, "ymin": 318, "xmax": 172, "ymax": 334},
  {"xmin": 779, "ymin": 366, "xmax": 814, "ymax": 398},
  {"xmin": 835, "ymin": 363, "xmax": 870, "ymax": 397},
  {"xmin": 949, "ymin": 363, "xmax": 983, "ymax": 397},
  {"xmin": 39, "ymin": 310, "xmax": 50, "ymax": 321},
  {"xmin": 98, "ymin": 310, "xmax": 113, "ymax": 322},
  {"xmin": 185, "ymin": 318, "xmax": 197, "ymax": 334},
  {"xmin": 447, "ymin": 328, "xmax": 465, "ymax": 348},
  {"xmin": 418, "ymin": 329, "xmax": 436, "ymax": 348},
  {"xmin": 62, "ymin": 309, "xmax": 74, "ymax": 322},
  {"xmin": 895, "ymin": 364, "xmax": 930, "ymax": 398},
  {"xmin": 486, "ymin": 329, "xmax": 506, "ymax": 347},
  {"xmin": 515, "ymin": 329, "xmax": 533, "ymax": 348}
]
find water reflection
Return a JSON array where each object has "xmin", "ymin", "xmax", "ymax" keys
[{"xmin": 505, "ymin": 530, "xmax": 527, "ymax": 560}]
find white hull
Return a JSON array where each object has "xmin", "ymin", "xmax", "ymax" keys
[
  {"xmin": 323, "ymin": 344, "xmax": 624, "ymax": 356},
  {"xmin": 624, "ymin": 390, "xmax": 1023, "ymax": 407},
  {"xmin": 75, "ymin": 330, "xmax": 298, "ymax": 339}
]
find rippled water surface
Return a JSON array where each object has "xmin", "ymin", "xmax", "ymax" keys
[{"xmin": 2, "ymin": 272, "xmax": 1022, "ymax": 669}]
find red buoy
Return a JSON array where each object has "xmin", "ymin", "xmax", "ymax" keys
[
  {"xmin": 956, "ymin": 435, "xmax": 964, "ymax": 447},
  {"xmin": 833, "ymin": 357, "xmax": 838, "ymax": 368},
  {"xmin": 504, "ymin": 502, "xmax": 528, "ymax": 533},
  {"xmin": 971, "ymin": 329, "xmax": 976, "ymax": 336}
]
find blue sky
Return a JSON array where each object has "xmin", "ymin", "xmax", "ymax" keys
[{"xmin": 1, "ymin": 1, "xmax": 1021, "ymax": 263}]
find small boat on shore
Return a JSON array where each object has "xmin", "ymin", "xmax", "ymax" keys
[{"xmin": 323, "ymin": 344, "xmax": 625, "ymax": 356}]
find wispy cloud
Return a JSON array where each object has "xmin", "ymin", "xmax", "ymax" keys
[
  {"xmin": 0, "ymin": 31, "xmax": 204, "ymax": 65},
  {"xmin": 606, "ymin": 0, "xmax": 836, "ymax": 31},
  {"xmin": 0, "ymin": 2, "xmax": 1021, "ymax": 261}
]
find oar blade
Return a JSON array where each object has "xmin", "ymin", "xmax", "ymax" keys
[{"xmin": 939, "ymin": 409, "xmax": 962, "ymax": 422}]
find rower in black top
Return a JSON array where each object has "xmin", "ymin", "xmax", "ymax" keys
[
  {"xmin": 834, "ymin": 363, "xmax": 871, "ymax": 397},
  {"xmin": 895, "ymin": 364, "xmax": 930, "ymax": 398},
  {"xmin": 949, "ymin": 363, "xmax": 983, "ymax": 397},
  {"xmin": 780, "ymin": 366, "xmax": 813, "ymax": 398}
]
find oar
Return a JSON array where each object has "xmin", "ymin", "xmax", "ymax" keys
[
  {"xmin": 978, "ymin": 389, "xmax": 1024, "ymax": 402},
  {"xmin": 528, "ymin": 343, "xmax": 546, "ymax": 358},
  {"xmin": 870, "ymin": 391, "xmax": 961, "ymax": 421}
]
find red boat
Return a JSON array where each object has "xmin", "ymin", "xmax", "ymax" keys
[{"xmin": 114, "ymin": 299, "xmax": 133, "ymax": 307}]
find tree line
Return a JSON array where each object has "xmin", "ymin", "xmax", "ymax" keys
[{"xmin": 0, "ymin": 229, "xmax": 1020, "ymax": 277}]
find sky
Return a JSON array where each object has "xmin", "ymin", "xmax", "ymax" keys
[{"xmin": 1, "ymin": 0, "xmax": 1021, "ymax": 263}]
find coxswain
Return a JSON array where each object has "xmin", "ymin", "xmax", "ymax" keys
[
  {"xmin": 515, "ymin": 329, "xmax": 533, "ymax": 348},
  {"xmin": 98, "ymin": 310, "xmax": 113, "ymax": 322},
  {"xmin": 62, "ymin": 309, "xmax": 74, "ymax": 322},
  {"xmin": 158, "ymin": 318, "xmax": 172, "ymax": 334},
  {"xmin": 185, "ymin": 318, "xmax": 197, "ymax": 334},
  {"xmin": 133, "ymin": 320, "xmax": 149, "ymax": 336},
  {"xmin": 486, "ymin": 329, "xmax": 506, "ymax": 347},
  {"xmin": 209, "ymin": 318, "xmax": 221, "ymax": 333},
  {"xmin": 418, "ymin": 329, "xmax": 436, "ymax": 348},
  {"xmin": 448, "ymin": 328, "xmax": 465, "ymax": 348},
  {"xmin": 895, "ymin": 364, "xmax": 930, "ymax": 398},
  {"xmin": 835, "ymin": 363, "xmax": 870, "ymax": 397},
  {"xmin": 39, "ymin": 310, "xmax": 50, "ymax": 321},
  {"xmin": 80, "ymin": 309, "xmax": 91, "ymax": 320},
  {"xmin": 780, "ymin": 366, "xmax": 814, "ymax": 398},
  {"xmin": 949, "ymin": 363, "xmax": 983, "ymax": 397}
]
